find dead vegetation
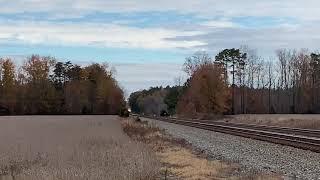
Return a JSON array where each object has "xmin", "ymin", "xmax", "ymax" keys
[
  {"xmin": 225, "ymin": 114, "xmax": 320, "ymax": 129},
  {"xmin": 121, "ymin": 117, "xmax": 283, "ymax": 180},
  {"xmin": 0, "ymin": 115, "xmax": 160, "ymax": 180}
]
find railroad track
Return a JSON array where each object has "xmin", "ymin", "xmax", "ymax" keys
[{"xmin": 132, "ymin": 114, "xmax": 320, "ymax": 153}]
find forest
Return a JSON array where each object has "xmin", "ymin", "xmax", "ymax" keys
[
  {"xmin": 129, "ymin": 47, "xmax": 320, "ymax": 118},
  {"xmin": 0, "ymin": 55, "xmax": 125, "ymax": 115}
]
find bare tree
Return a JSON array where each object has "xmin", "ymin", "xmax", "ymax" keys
[{"xmin": 183, "ymin": 51, "xmax": 212, "ymax": 76}]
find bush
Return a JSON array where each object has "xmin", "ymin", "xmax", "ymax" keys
[{"xmin": 119, "ymin": 108, "xmax": 130, "ymax": 117}]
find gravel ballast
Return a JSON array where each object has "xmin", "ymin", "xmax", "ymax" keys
[{"xmin": 143, "ymin": 117, "xmax": 320, "ymax": 180}]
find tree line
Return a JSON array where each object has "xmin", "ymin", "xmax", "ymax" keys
[
  {"xmin": 0, "ymin": 55, "xmax": 125, "ymax": 115},
  {"xmin": 129, "ymin": 47, "xmax": 320, "ymax": 117}
]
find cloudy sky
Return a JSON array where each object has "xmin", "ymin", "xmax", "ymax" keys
[{"xmin": 0, "ymin": 1, "xmax": 319, "ymax": 95}]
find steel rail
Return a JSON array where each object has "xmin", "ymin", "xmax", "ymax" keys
[
  {"xmin": 179, "ymin": 119, "xmax": 320, "ymax": 138},
  {"xmin": 133, "ymin": 114, "xmax": 320, "ymax": 153}
]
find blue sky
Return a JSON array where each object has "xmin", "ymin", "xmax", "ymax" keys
[{"xmin": 0, "ymin": 0, "xmax": 319, "ymax": 94}]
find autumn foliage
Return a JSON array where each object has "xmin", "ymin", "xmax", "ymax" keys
[
  {"xmin": 0, "ymin": 55, "xmax": 125, "ymax": 115},
  {"xmin": 129, "ymin": 53, "xmax": 230, "ymax": 118},
  {"xmin": 130, "ymin": 48, "xmax": 320, "ymax": 118},
  {"xmin": 177, "ymin": 63, "xmax": 230, "ymax": 117}
]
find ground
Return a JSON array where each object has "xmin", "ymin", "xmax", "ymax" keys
[
  {"xmin": 0, "ymin": 115, "xmax": 159, "ymax": 180},
  {"xmin": 145, "ymin": 117, "xmax": 320, "ymax": 180},
  {"xmin": 122, "ymin": 117, "xmax": 283, "ymax": 180},
  {"xmin": 222, "ymin": 114, "xmax": 320, "ymax": 129},
  {"xmin": 0, "ymin": 115, "xmax": 308, "ymax": 180}
]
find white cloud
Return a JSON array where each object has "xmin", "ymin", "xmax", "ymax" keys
[
  {"xmin": 1, "ymin": 1, "xmax": 319, "ymax": 57},
  {"xmin": 201, "ymin": 20, "xmax": 235, "ymax": 28},
  {"xmin": 112, "ymin": 63, "xmax": 186, "ymax": 96},
  {"xmin": 1, "ymin": 0, "xmax": 320, "ymax": 21},
  {"xmin": 0, "ymin": 21, "xmax": 206, "ymax": 49},
  {"xmin": 172, "ymin": 24, "xmax": 320, "ymax": 57},
  {"xmin": 1, "ymin": 1, "xmax": 319, "ymax": 54}
]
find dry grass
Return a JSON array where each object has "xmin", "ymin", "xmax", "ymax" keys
[
  {"xmin": 159, "ymin": 147, "xmax": 236, "ymax": 180},
  {"xmin": 0, "ymin": 115, "xmax": 160, "ymax": 180},
  {"xmin": 225, "ymin": 114, "xmax": 320, "ymax": 129},
  {"xmin": 121, "ymin": 118, "xmax": 283, "ymax": 180}
]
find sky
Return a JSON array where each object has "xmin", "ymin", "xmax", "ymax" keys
[{"xmin": 0, "ymin": 1, "xmax": 320, "ymax": 95}]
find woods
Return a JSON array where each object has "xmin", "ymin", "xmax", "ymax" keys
[
  {"xmin": 240, "ymin": 48, "xmax": 320, "ymax": 114},
  {"xmin": 129, "ymin": 52, "xmax": 230, "ymax": 117},
  {"xmin": 0, "ymin": 55, "xmax": 125, "ymax": 115},
  {"xmin": 2, "ymin": 48, "xmax": 320, "ymax": 117},
  {"xmin": 129, "ymin": 48, "xmax": 320, "ymax": 117}
]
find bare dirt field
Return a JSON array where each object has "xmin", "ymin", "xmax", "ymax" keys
[
  {"xmin": 224, "ymin": 114, "xmax": 320, "ymax": 129},
  {"xmin": 0, "ymin": 115, "xmax": 160, "ymax": 180}
]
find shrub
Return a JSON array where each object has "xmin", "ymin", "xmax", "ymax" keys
[{"xmin": 119, "ymin": 108, "xmax": 130, "ymax": 117}]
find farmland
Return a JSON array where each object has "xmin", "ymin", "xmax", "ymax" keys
[{"xmin": 0, "ymin": 116, "xmax": 159, "ymax": 180}]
